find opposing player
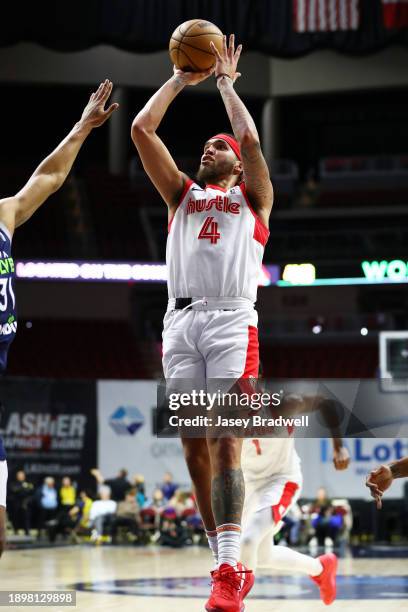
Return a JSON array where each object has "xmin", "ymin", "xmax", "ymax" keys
[
  {"xmin": 0, "ymin": 80, "xmax": 118, "ymax": 557},
  {"xmin": 131, "ymin": 34, "xmax": 273, "ymax": 611},
  {"xmin": 366, "ymin": 455, "xmax": 408, "ymax": 509},
  {"xmin": 239, "ymin": 393, "xmax": 351, "ymax": 606}
]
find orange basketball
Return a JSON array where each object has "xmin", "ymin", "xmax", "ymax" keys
[{"xmin": 169, "ymin": 19, "xmax": 223, "ymax": 72}]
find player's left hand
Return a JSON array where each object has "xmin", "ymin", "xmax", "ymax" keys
[
  {"xmin": 211, "ymin": 34, "xmax": 242, "ymax": 83},
  {"xmin": 172, "ymin": 65, "xmax": 214, "ymax": 87},
  {"xmin": 333, "ymin": 446, "xmax": 351, "ymax": 471},
  {"xmin": 79, "ymin": 80, "xmax": 119, "ymax": 129}
]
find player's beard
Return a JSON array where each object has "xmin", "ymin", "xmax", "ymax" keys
[{"xmin": 196, "ymin": 159, "xmax": 236, "ymax": 184}]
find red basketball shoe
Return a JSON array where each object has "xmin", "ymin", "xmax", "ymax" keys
[
  {"xmin": 309, "ymin": 552, "xmax": 338, "ymax": 605},
  {"xmin": 237, "ymin": 562, "xmax": 255, "ymax": 601},
  {"xmin": 205, "ymin": 563, "xmax": 254, "ymax": 612}
]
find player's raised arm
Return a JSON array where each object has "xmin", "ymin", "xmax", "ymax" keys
[
  {"xmin": 131, "ymin": 67, "xmax": 213, "ymax": 212},
  {"xmin": 211, "ymin": 35, "xmax": 273, "ymax": 226},
  {"xmin": 0, "ymin": 80, "xmax": 118, "ymax": 237}
]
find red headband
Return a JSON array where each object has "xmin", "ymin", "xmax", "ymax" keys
[{"xmin": 210, "ymin": 133, "xmax": 241, "ymax": 161}]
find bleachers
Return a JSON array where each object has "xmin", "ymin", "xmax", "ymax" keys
[
  {"xmin": 6, "ymin": 319, "xmax": 151, "ymax": 379},
  {"xmin": 318, "ymin": 155, "xmax": 408, "ymax": 207},
  {"xmin": 269, "ymin": 159, "xmax": 299, "ymax": 208},
  {"xmin": 261, "ymin": 343, "xmax": 378, "ymax": 378},
  {"xmin": 84, "ymin": 166, "xmax": 151, "ymax": 260}
]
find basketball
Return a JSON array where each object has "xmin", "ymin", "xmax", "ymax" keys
[{"xmin": 169, "ymin": 19, "xmax": 223, "ymax": 72}]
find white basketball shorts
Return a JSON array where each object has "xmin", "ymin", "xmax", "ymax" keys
[
  {"xmin": 162, "ymin": 302, "xmax": 259, "ymax": 384},
  {"xmin": 242, "ymin": 472, "xmax": 302, "ymax": 534}
]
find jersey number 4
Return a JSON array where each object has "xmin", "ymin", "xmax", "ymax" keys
[{"xmin": 198, "ymin": 217, "xmax": 221, "ymax": 245}]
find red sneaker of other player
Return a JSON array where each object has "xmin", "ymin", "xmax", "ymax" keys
[
  {"xmin": 236, "ymin": 562, "xmax": 255, "ymax": 602},
  {"xmin": 310, "ymin": 552, "xmax": 338, "ymax": 605},
  {"xmin": 205, "ymin": 563, "xmax": 254, "ymax": 612}
]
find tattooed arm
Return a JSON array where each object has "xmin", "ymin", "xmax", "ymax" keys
[
  {"xmin": 212, "ymin": 35, "xmax": 273, "ymax": 226},
  {"xmin": 131, "ymin": 67, "xmax": 213, "ymax": 211}
]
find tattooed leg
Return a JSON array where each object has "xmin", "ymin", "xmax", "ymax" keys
[{"xmin": 208, "ymin": 437, "xmax": 244, "ymax": 567}]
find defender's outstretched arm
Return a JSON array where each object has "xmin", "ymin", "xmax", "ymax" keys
[{"xmin": 0, "ymin": 80, "xmax": 118, "ymax": 236}]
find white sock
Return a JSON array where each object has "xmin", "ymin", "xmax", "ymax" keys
[
  {"xmin": 217, "ymin": 524, "xmax": 242, "ymax": 568},
  {"xmin": 259, "ymin": 545, "xmax": 323, "ymax": 577},
  {"xmin": 206, "ymin": 529, "xmax": 218, "ymax": 567}
]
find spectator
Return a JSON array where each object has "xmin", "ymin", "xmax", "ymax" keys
[
  {"xmin": 149, "ymin": 488, "xmax": 166, "ymax": 534},
  {"xmin": 111, "ymin": 490, "xmax": 141, "ymax": 544},
  {"xmin": 36, "ymin": 477, "xmax": 58, "ymax": 540},
  {"xmin": 159, "ymin": 510, "xmax": 190, "ymax": 549},
  {"xmin": 8, "ymin": 470, "xmax": 34, "ymax": 535},
  {"xmin": 54, "ymin": 477, "xmax": 78, "ymax": 540},
  {"xmin": 133, "ymin": 473, "xmax": 146, "ymax": 504},
  {"xmin": 295, "ymin": 167, "xmax": 320, "ymax": 209},
  {"xmin": 59, "ymin": 477, "xmax": 76, "ymax": 511},
  {"xmin": 309, "ymin": 487, "xmax": 343, "ymax": 549},
  {"xmin": 69, "ymin": 490, "xmax": 93, "ymax": 542},
  {"xmin": 160, "ymin": 472, "xmax": 178, "ymax": 501},
  {"xmin": 168, "ymin": 490, "xmax": 195, "ymax": 517},
  {"xmin": 91, "ymin": 468, "xmax": 131, "ymax": 501},
  {"xmin": 151, "ymin": 488, "xmax": 166, "ymax": 511},
  {"xmin": 279, "ymin": 502, "xmax": 303, "ymax": 546},
  {"xmin": 89, "ymin": 485, "xmax": 117, "ymax": 542}
]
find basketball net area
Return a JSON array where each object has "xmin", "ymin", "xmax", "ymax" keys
[{"xmin": 379, "ymin": 331, "xmax": 408, "ymax": 393}]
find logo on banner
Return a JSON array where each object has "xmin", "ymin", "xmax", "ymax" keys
[
  {"xmin": 109, "ymin": 406, "xmax": 145, "ymax": 435},
  {"xmin": 320, "ymin": 438, "xmax": 408, "ymax": 463}
]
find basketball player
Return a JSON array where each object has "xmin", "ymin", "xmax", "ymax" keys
[
  {"xmin": 366, "ymin": 455, "xmax": 408, "ymax": 509},
  {"xmin": 131, "ymin": 34, "xmax": 272, "ymax": 611},
  {"xmin": 239, "ymin": 393, "xmax": 351, "ymax": 606},
  {"xmin": 0, "ymin": 80, "xmax": 118, "ymax": 558}
]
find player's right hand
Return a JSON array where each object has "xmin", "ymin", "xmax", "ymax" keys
[
  {"xmin": 172, "ymin": 65, "xmax": 214, "ymax": 86},
  {"xmin": 79, "ymin": 80, "xmax": 119, "ymax": 129},
  {"xmin": 366, "ymin": 464, "xmax": 393, "ymax": 509}
]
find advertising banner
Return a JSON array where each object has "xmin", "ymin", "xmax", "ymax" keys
[
  {"xmin": 97, "ymin": 381, "xmax": 189, "ymax": 494},
  {"xmin": 296, "ymin": 437, "xmax": 408, "ymax": 499},
  {"xmin": 0, "ymin": 377, "xmax": 97, "ymax": 489}
]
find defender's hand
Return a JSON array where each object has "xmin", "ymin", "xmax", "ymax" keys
[
  {"xmin": 172, "ymin": 66, "xmax": 214, "ymax": 87},
  {"xmin": 366, "ymin": 465, "xmax": 393, "ymax": 509},
  {"xmin": 79, "ymin": 80, "xmax": 119, "ymax": 129},
  {"xmin": 211, "ymin": 34, "xmax": 242, "ymax": 83},
  {"xmin": 333, "ymin": 446, "xmax": 351, "ymax": 471}
]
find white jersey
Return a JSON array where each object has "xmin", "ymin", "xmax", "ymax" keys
[
  {"xmin": 166, "ymin": 181, "xmax": 269, "ymax": 302},
  {"xmin": 242, "ymin": 435, "xmax": 301, "ymax": 482}
]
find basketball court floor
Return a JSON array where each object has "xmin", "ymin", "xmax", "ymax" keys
[{"xmin": 2, "ymin": 545, "xmax": 408, "ymax": 610}]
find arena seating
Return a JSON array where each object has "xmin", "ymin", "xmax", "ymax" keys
[
  {"xmin": 269, "ymin": 159, "xmax": 299, "ymax": 208},
  {"xmin": 84, "ymin": 166, "xmax": 151, "ymax": 260},
  {"xmin": 318, "ymin": 155, "xmax": 408, "ymax": 207},
  {"xmin": 261, "ymin": 343, "xmax": 378, "ymax": 378},
  {"xmin": 6, "ymin": 319, "xmax": 152, "ymax": 379},
  {"xmin": 6, "ymin": 321, "xmax": 378, "ymax": 379}
]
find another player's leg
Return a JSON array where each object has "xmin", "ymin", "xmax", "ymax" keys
[
  {"xmin": 0, "ymin": 452, "xmax": 8, "ymax": 558},
  {"xmin": 246, "ymin": 507, "xmax": 337, "ymax": 605}
]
